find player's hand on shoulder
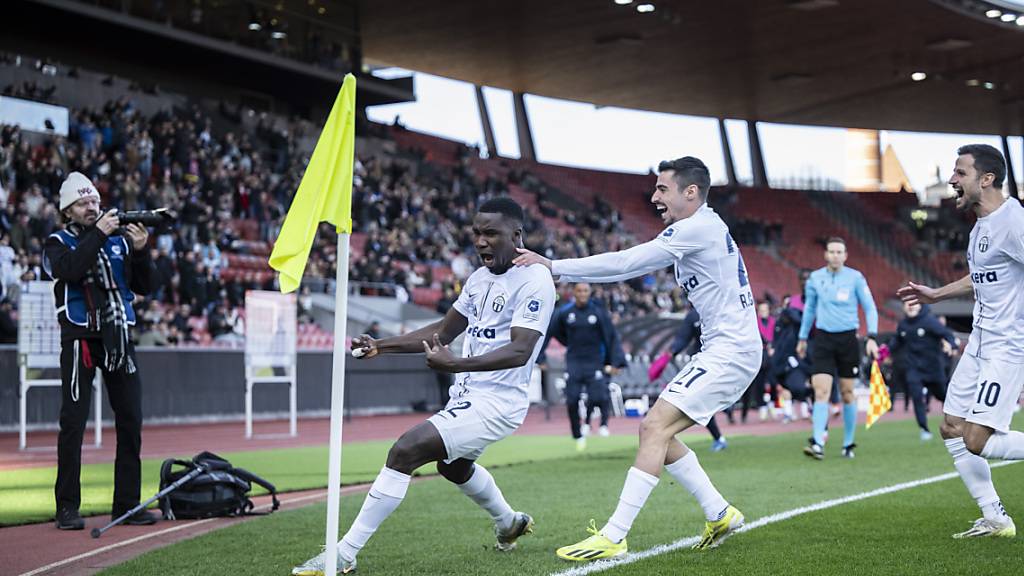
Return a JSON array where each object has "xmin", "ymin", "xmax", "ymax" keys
[
  {"xmin": 513, "ymin": 248, "xmax": 551, "ymax": 271},
  {"xmin": 422, "ymin": 333, "xmax": 458, "ymax": 372},
  {"xmin": 351, "ymin": 334, "xmax": 379, "ymax": 359}
]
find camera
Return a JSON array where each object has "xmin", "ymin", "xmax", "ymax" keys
[
  {"xmin": 116, "ymin": 208, "xmax": 174, "ymax": 228},
  {"xmin": 109, "ymin": 208, "xmax": 175, "ymax": 234}
]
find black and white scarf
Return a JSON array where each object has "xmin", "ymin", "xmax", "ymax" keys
[{"xmin": 76, "ymin": 226, "xmax": 136, "ymax": 374}]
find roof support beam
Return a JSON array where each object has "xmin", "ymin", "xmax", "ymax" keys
[
  {"xmin": 513, "ymin": 92, "xmax": 536, "ymax": 162},
  {"xmin": 475, "ymin": 86, "xmax": 498, "ymax": 158},
  {"xmin": 1002, "ymin": 135, "xmax": 1018, "ymax": 200},
  {"xmin": 747, "ymin": 120, "xmax": 768, "ymax": 187},
  {"xmin": 718, "ymin": 118, "xmax": 737, "ymax": 186}
]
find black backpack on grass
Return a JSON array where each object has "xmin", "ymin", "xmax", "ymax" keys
[{"xmin": 158, "ymin": 451, "xmax": 280, "ymax": 519}]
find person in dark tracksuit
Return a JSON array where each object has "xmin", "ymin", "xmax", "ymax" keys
[
  {"xmin": 43, "ymin": 172, "xmax": 159, "ymax": 530},
  {"xmin": 888, "ymin": 301, "xmax": 957, "ymax": 441},
  {"xmin": 771, "ymin": 297, "xmax": 813, "ymax": 415},
  {"xmin": 538, "ymin": 283, "xmax": 625, "ymax": 450},
  {"xmin": 654, "ymin": 306, "xmax": 729, "ymax": 451}
]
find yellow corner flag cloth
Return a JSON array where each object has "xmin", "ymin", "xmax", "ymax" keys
[
  {"xmin": 269, "ymin": 73, "xmax": 356, "ymax": 293},
  {"xmin": 865, "ymin": 360, "xmax": 891, "ymax": 429}
]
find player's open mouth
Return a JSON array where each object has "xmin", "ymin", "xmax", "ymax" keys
[
  {"xmin": 481, "ymin": 254, "xmax": 495, "ymax": 265},
  {"xmin": 954, "ymin": 187, "xmax": 964, "ymax": 198},
  {"xmin": 655, "ymin": 204, "xmax": 668, "ymax": 215}
]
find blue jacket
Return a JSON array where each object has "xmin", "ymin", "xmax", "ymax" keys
[
  {"xmin": 43, "ymin": 226, "xmax": 153, "ymax": 340},
  {"xmin": 799, "ymin": 266, "xmax": 878, "ymax": 339},
  {"xmin": 538, "ymin": 298, "xmax": 625, "ymax": 373},
  {"xmin": 888, "ymin": 305, "xmax": 956, "ymax": 381}
]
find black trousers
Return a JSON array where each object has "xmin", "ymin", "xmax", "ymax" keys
[
  {"xmin": 583, "ymin": 371, "xmax": 612, "ymax": 429},
  {"xmin": 55, "ymin": 338, "xmax": 143, "ymax": 515},
  {"xmin": 780, "ymin": 369, "xmax": 812, "ymax": 402},
  {"xmin": 907, "ymin": 371, "xmax": 947, "ymax": 432},
  {"xmin": 566, "ymin": 369, "xmax": 609, "ymax": 438}
]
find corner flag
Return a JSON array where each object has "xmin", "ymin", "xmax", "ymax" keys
[
  {"xmin": 865, "ymin": 360, "xmax": 891, "ymax": 429},
  {"xmin": 269, "ymin": 73, "xmax": 356, "ymax": 293},
  {"xmin": 266, "ymin": 74, "xmax": 357, "ymax": 576}
]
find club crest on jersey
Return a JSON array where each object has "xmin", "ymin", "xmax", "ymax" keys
[
  {"xmin": 110, "ymin": 244, "xmax": 123, "ymax": 258},
  {"xmin": 661, "ymin": 227, "xmax": 675, "ymax": 238},
  {"xmin": 978, "ymin": 236, "xmax": 990, "ymax": 253},
  {"xmin": 588, "ymin": 314, "xmax": 597, "ymax": 324},
  {"xmin": 567, "ymin": 312, "xmax": 576, "ymax": 324},
  {"xmin": 492, "ymin": 295, "xmax": 506, "ymax": 313}
]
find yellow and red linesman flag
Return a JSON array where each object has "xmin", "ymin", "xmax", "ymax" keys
[
  {"xmin": 269, "ymin": 73, "xmax": 356, "ymax": 293},
  {"xmin": 865, "ymin": 360, "xmax": 891, "ymax": 429}
]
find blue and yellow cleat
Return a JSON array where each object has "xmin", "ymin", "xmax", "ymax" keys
[
  {"xmin": 692, "ymin": 505, "xmax": 744, "ymax": 550},
  {"xmin": 556, "ymin": 519, "xmax": 627, "ymax": 562}
]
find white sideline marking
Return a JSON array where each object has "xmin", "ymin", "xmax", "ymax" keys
[
  {"xmin": 17, "ymin": 489, "xmax": 339, "ymax": 576},
  {"xmin": 550, "ymin": 461, "xmax": 1018, "ymax": 576}
]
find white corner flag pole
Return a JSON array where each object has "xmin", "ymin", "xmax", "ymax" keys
[{"xmin": 324, "ymin": 231, "xmax": 352, "ymax": 576}]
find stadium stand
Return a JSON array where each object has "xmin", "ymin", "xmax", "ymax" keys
[{"xmin": 2, "ymin": 51, "xmax": 976, "ymax": 355}]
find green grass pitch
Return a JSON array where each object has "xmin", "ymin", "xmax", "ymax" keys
[{"xmin": 88, "ymin": 414, "xmax": 1022, "ymax": 575}]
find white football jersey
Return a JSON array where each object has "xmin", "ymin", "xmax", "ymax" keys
[
  {"xmin": 964, "ymin": 199, "xmax": 1024, "ymax": 362},
  {"xmin": 552, "ymin": 204, "xmax": 761, "ymax": 354},
  {"xmin": 451, "ymin": 263, "xmax": 556, "ymax": 399}
]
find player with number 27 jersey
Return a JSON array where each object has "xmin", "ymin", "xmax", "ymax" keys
[{"xmin": 552, "ymin": 203, "xmax": 761, "ymax": 425}]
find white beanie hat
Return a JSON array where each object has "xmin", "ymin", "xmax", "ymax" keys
[{"xmin": 59, "ymin": 171, "xmax": 100, "ymax": 211}]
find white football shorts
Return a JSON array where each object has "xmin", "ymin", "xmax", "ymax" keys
[
  {"xmin": 944, "ymin": 352, "xmax": 1024, "ymax": 433},
  {"xmin": 427, "ymin": 388, "xmax": 528, "ymax": 463},
  {"xmin": 659, "ymin": 349, "xmax": 761, "ymax": 426}
]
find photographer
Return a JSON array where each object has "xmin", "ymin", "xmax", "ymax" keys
[{"xmin": 43, "ymin": 172, "xmax": 158, "ymax": 530}]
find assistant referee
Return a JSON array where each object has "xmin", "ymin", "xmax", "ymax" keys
[{"xmin": 796, "ymin": 237, "xmax": 879, "ymax": 460}]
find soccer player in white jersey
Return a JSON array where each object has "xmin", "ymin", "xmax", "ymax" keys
[
  {"xmin": 514, "ymin": 157, "xmax": 761, "ymax": 559},
  {"xmin": 292, "ymin": 198, "xmax": 555, "ymax": 574},
  {"xmin": 899, "ymin": 144, "xmax": 1024, "ymax": 539}
]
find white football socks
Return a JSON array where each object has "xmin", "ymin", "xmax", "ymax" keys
[
  {"xmin": 945, "ymin": 438, "xmax": 1009, "ymax": 523},
  {"xmin": 980, "ymin": 431, "xmax": 1024, "ymax": 460},
  {"xmin": 456, "ymin": 464, "xmax": 516, "ymax": 531},
  {"xmin": 339, "ymin": 467, "xmax": 411, "ymax": 561},
  {"xmin": 665, "ymin": 450, "xmax": 729, "ymax": 521},
  {"xmin": 602, "ymin": 467, "xmax": 659, "ymax": 544}
]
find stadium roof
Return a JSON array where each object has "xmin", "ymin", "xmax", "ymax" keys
[{"xmin": 360, "ymin": 0, "xmax": 1024, "ymax": 136}]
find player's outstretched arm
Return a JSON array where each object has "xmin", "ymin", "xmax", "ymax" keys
[
  {"xmin": 423, "ymin": 327, "xmax": 541, "ymax": 373},
  {"xmin": 535, "ymin": 241, "xmax": 674, "ymax": 284},
  {"xmin": 897, "ymin": 275, "xmax": 971, "ymax": 305},
  {"xmin": 352, "ymin": 308, "xmax": 469, "ymax": 358}
]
